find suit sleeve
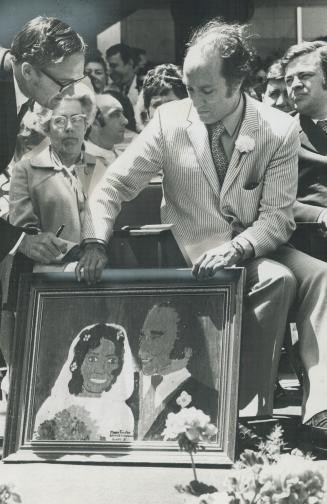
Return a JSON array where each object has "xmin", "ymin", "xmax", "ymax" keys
[
  {"xmin": 83, "ymin": 112, "xmax": 164, "ymax": 242},
  {"xmin": 0, "ymin": 218, "xmax": 24, "ymax": 262},
  {"xmin": 237, "ymin": 120, "xmax": 300, "ymax": 256},
  {"xmin": 9, "ymin": 160, "xmax": 41, "ymax": 230}
]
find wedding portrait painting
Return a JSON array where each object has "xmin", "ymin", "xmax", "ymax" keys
[{"xmin": 4, "ymin": 270, "xmax": 243, "ymax": 463}]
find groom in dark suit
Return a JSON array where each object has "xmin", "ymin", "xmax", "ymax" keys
[
  {"xmin": 137, "ymin": 302, "xmax": 218, "ymax": 440},
  {"xmin": 0, "ymin": 15, "xmax": 87, "ymax": 263}
]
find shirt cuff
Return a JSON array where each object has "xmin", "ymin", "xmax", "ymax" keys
[
  {"xmin": 317, "ymin": 209, "xmax": 327, "ymax": 224},
  {"xmin": 232, "ymin": 236, "xmax": 254, "ymax": 260},
  {"xmin": 82, "ymin": 238, "xmax": 108, "ymax": 249},
  {"xmin": 9, "ymin": 232, "xmax": 25, "ymax": 256}
]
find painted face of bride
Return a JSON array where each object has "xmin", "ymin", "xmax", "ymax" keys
[{"xmin": 80, "ymin": 337, "xmax": 120, "ymax": 396}]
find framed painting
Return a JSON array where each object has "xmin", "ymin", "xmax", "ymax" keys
[{"xmin": 3, "ymin": 267, "xmax": 245, "ymax": 465}]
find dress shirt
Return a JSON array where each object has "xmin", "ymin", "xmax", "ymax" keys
[{"xmin": 142, "ymin": 367, "xmax": 191, "ymax": 409}]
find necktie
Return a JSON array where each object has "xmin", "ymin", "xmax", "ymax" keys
[
  {"xmin": 317, "ymin": 120, "xmax": 327, "ymax": 134},
  {"xmin": 151, "ymin": 374, "xmax": 163, "ymax": 389},
  {"xmin": 16, "ymin": 99, "xmax": 34, "ymax": 133},
  {"xmin": 209, "ymin": 121, "xmax": 229, "ymax": 185}
]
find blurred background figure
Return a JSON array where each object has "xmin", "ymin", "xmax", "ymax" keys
[
  {"xmin": 106, "ymin": 43, "xmax": 139, "ymax": 109},
  {"xmin": 137, "ymin": 63, "xmax": 187, "ymax": 129},
  {"xmin": 84, "ymin": 50, "xmax": 109, "ymax": 94},
  {"xmin": 86, "ymin": 93, "xmax": 128, "ymax": 164},
  {"xmin": 263, "ymin": 60, "xmax": 293, "ymax": 113}
]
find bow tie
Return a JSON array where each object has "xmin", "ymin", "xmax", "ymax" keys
[{"xmin": 151, "ymin": 374, "xmax": 163, "ymax": 389}]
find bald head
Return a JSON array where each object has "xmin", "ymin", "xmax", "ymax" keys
[{"xmin": 90, "ymin": 93, "xmax": 127, "ymax": 149}]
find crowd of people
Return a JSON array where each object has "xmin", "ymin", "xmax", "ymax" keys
[{"xmin": 1, "ymin": 14, "xmax": 327, "ymax": 452}]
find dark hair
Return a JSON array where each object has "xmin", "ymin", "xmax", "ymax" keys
[
  {"xmin": 141, "ymin": 301, "xmax": 202, "ymax": 363},
  {"xmin": 281, "ymin": 41, "xmax": 327, "ymax": 83},
  {"xmin": 106, "ymin": 43, "xmax": 135, "ymax": 65},
  {"xmin": 266, "ymin": 60, "xmax": 284, "ymax": 81},
  {"xmin": 186, "ymin": 18, "xmax": 256, "ymax": 91},
  {"xmin": 142, "ymin": 64, "xmax": 187, "ymax": 111},
  {"xmin": 85, "ymin": 49, "xmax": 108, "ymax": 75},
  {"xmin": 11, "ymin": 16, "xmax": 86, "ymax": 67},
  {"xmin": 68, "ymin": 323, "xmax": 125, "ymax": 395}
]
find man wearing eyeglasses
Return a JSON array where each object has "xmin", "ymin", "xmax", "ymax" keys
[{"xmin": 0, "ymin": 15, "xmax": 87, "ymax": 264}]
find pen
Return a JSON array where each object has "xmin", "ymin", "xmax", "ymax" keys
[{"xmin": 55, "ymin": 224, "xmax": 65, "ymax": 237}]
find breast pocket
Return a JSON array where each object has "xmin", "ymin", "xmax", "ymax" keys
[{"xmin": 238, "ymin": 181, "xmax": 264, "ymax": 224}]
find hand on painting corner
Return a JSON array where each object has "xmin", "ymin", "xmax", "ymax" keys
[
  {"xmin": 19, "ymin": 232, "xmax": 67, "ymax": 264},
  {"xmin": 75, "ymin": 243, "xmax": 108, "ymax": 285},
  {"xmin": 192, "ymin": 241, "xmax": 242, "ymax": 280}
]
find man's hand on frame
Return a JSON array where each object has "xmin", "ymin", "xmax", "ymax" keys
[
  {"xmin": 192, "ymin": 241, "xmax": 243, "ymax": 280},
  {"xmin": 75, "ymin": 243, "xmax": 109, "ymax": 285}
]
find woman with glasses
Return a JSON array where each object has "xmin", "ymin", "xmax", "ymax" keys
[{"xmin": 9, "ymin": 89, "xmax": 106, "ymax": 266}]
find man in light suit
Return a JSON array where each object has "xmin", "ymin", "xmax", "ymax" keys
[
  {"xmin": 76, "ymin": 20, "xmax": 327, "ymax": 446},
  {"xmin": 282, "ymin": 41, "xmax": 327, "ymax": 260}
]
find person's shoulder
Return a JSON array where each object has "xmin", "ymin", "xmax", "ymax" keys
[
  {"xmin": 246, "ymin": 95, "xmax": 297, "ymax": 135},
  {"xmin": 157, "ymin": 98, "xmax": 192, "ymax": 123}
]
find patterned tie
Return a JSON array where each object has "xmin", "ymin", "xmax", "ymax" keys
[
  {"xmin": 209, "ymin": 121, "xmax": 229, "ymax": 185},
  {"xmin": 317, "ymin": 120, "xmax": 327, "ymax": 134},
  {"xmin": 16, "ymin": 99, "xmax": 33, "ymax": 133}
]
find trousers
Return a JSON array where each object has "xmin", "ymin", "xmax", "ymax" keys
[{"xmin": 238, "ymin": 245, "xmax": 327, "ymax": 423}]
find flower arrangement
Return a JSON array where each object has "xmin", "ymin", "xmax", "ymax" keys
[
  {"xmin": 235, "ymin": 135, "xmax": 255, "ymax": 154},
  {"xmin": 179, "ymin": 424, "xmax": 326, "ymax": 503},
  {"xmin": 0, "ymin": 485, "xmax": 21, "ymax": 503},
  {"xmin": 35, "ymin": 405, "xmax": 100, "ymax": 441},
  {"xmin": 162, "ymin": 391, "xmax": 218, "ymax": 495}
]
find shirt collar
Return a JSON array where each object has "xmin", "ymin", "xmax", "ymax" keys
[
  {"xmin": 142, "ymin": 367, "xmax": 191, "ymax": 408},
  {"xmin": 85, "ymin": 139, "xmax": 117, "ymax": 160},
  {"xmin": 13, "ymin": 74, "xmax": 29, "ymax": 114},
  {"xmin": 222, "ymin": 94, "xmax": 245, "ymax": 136}
]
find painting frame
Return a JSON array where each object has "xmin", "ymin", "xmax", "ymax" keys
[{"xmin": 3, "ymin": 267, "xmax": 245, "ymax": 465}]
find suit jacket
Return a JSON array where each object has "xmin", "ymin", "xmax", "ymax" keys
[
  {"xmin": 293, "ymin": 114, "xmax": 327, "ymax": 222},
  {"xmin": 142, "ymin": 376, "xmax": 218, "ymax": 441},
  {"xmin": 0, "ymin": 50, "xmax": 25, "ymax": 261},
  {"xmin": 9, "ymin": 146, "xmax": 106, "ymax": 248},
  {"xmin": 84, "ymin": 95, "xmax": 300, "ymax": 262}
]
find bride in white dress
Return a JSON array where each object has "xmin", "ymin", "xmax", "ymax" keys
[{"xmin": 34, "ymin": 322, "xmax": 135, "ymax": 442}]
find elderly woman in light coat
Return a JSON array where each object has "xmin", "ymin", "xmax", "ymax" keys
[{"xmin": 9, "ymin": 87, "xmax": 107, "ymax": 263}]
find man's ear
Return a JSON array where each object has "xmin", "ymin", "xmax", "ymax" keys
[{"xmin": 21, "ymin": 62, "xmax": 36, "ymax": 81}]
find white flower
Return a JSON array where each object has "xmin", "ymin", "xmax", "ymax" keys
[
  {"xmin": 235, "ymin": 135, "xmax": 255, "ymax": 153},
  {"xmin": 176, "ymin": 391, "xmax": 192, "ymax": 408},
  {"xmin": 83, "ymin": 333, "xmax": 91, "ymax": 342},
  {"xmin": 162, "ymin": 406, "xmax": 217, "ymax": 443},
  {"xmin": 70, "ymin": 362, "xmax": 77, "ymax": 372}
]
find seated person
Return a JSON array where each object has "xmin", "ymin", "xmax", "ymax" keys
[
  {"xmin": 282, "ymin": 41, "xmax": 327, "ymax": 260},
  {"xmin": 9, "ymin": 90, "xmax": 106, "ymax": 265},
  {"xmin": 85, "ymin": 93, "xmax": 128, "ymax": 165},
  {"xmin": 84, "ymin": 50, "xmax": 109, "ymax": 95},
  {"xmin": 136, "ymin": 63, "xmax": 188, "ymax": 129},
  {"xmin": 262, "ymin": 60, "xmax": 293, "ymax": 113}
]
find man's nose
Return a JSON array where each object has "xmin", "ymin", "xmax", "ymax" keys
[
  {"xmin": 276, "ymin": 93, "xmax": 285, "ymax": 107},
  {"xmin": 122, "ymin": 114, "xmax": 128, "ymax": 126},
  {"xmin": 291, "ymin": 75, "xmax": 303, "ymax": 89}
]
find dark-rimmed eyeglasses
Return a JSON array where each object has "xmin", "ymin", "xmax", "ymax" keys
[{"xmin": 39, "ymin": 68, "xmax": 86, "ymax": 93}]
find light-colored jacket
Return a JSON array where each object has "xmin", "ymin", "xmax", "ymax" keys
[
  {"xmin": 84, "ymin": 95, "xmax": 300, "ymax": 262},
  {"xmin": 9, "ymin": 146, "xmax": 107, "ymax": 251}
]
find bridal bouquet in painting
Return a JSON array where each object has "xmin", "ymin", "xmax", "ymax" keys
[
  {"xmin": 0, "ymin": 485, "xmax": 21, "ymax": 503},
  {"xmin": 164, "ymin": 395, "xmax": 326, "ymax": 503}
]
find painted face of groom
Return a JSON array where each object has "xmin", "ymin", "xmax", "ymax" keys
[{"xmin": 138, "ymin": 303, "xmax": 192, "ymax": 376}]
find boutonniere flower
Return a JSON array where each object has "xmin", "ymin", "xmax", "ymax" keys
[{"xmin": 235, "ymin": 135, "xmax": 255, "ymax": 153}]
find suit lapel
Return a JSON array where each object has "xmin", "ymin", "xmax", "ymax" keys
[
  {"xmin": 300, "ymin": 114, "xmax": 327, "ymax": 154},
  {"xmin": 221, "ymin": 95, "xmax": 259, "ymax": 199},
  {"xmin": 186, "ymin": 105, "xmax": 221, "ymax": 196}
]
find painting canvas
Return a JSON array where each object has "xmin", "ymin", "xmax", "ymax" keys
[{"xmin": 3, "ymin": 267, "xmax": 244, "ymax": 464}]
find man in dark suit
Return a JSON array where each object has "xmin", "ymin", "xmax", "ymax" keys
[
  {"xmin": 0, "ymin": 15, "xmax": 87, "ymax": 263},
  {"xmin": 283, "ymin": 41, "xmax": 327, "ymax": 260},
  {"xmin": 137, "ymin": 302, "xmax": 218, "ymax": 440}
]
